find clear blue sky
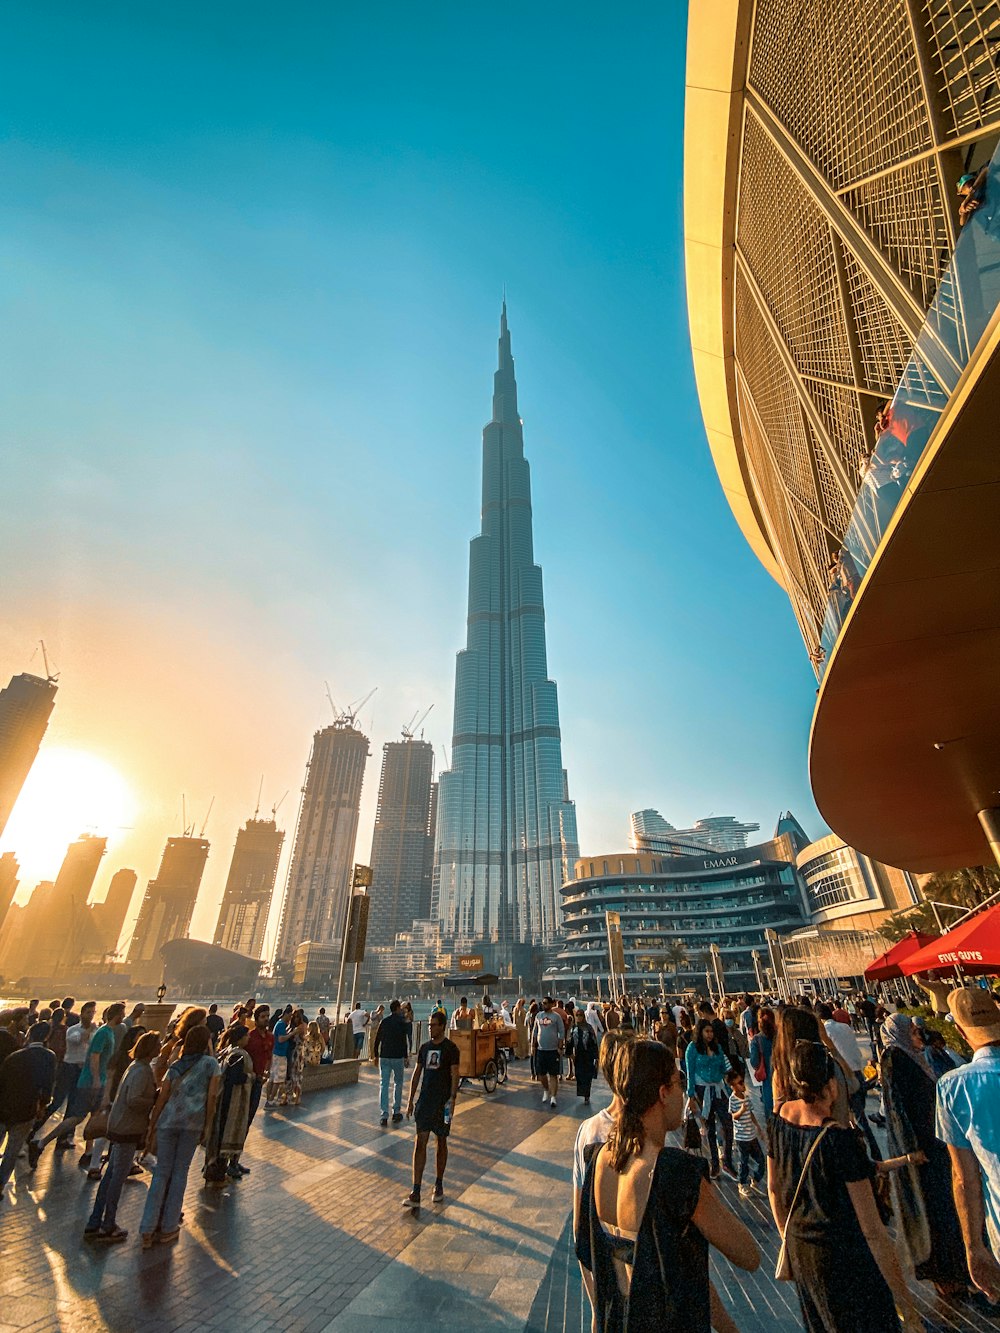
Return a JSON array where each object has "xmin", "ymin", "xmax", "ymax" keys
[{"xmin": 0, "ymin": 3, "xmax": 824, "ymax": 933}]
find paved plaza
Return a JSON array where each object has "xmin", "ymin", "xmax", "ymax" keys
[{"xmin": 1, "ymin": 1061, "xmax": 999, "ymax": 1332}]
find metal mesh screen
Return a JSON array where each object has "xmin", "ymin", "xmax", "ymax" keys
[
  {"xmin": 843, "ymin": 158, "xmax": 951, "ymax": 305},
  {"xmin": 749, "ymin": 0, "xmax": 931, "ymax": 189},
  {"xmin": 806, "ymin": 380, "xmax": 869, "ymax": 498},
  {"xmin": 839, "ymin": 246, "xmax": 915, "ymax": 392},
  {"xmin": 922, "ymin": 0, "xmax": 1000, "ymax": 137},
  {"xmin": 739, "ymin": 113, "xmax": 854, "ymax": 382}
]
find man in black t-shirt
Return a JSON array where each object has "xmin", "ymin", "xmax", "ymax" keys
[{"xmin": 402, "ymin": 1012, "xmax": 459, "ymax": 1209}]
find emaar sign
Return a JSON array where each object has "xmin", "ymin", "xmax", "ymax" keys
[{"xmin": 703, "ymin": 854, "xmax": 739, "ymax": 869}]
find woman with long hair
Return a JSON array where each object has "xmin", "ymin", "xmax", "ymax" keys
[
  {"xmin": 513, "ymin": 997, "xmax": 529, "ymax": 1060},
  {"xmin": 140, "ymin": 1025, "xmax": 220, "ymax": 1248},
  {"xmin": 771, "ymin": 1005, "xmax": 853, "ymax": 1125},
  {"xmin": 285, "ymin": 1008, "xmax": 309, "ymax": 1106},
  {"xmin": 85, "ymin": 1031, "xmax": 161, "ymax": 1242},
  {"xmin": 767, "ymin": 1041, "xmax": 921, "ymax": 1332},
  {"xmin": 576, "ymin": 1039, "xmax": 758, "ymax": 1331},
  {"xmin": 152, "ymin": 1007, "xmax": 208, "ymax": 1082},
  {"xmin": 684, "ymin": 1019, "xmax": 731, "ymax": 1178},
  {"xmin": 204, "ymin": 1024, "xmax": 254, "ymax": 1184},
  {"xmin": 880, "ymin": 1012, "xmax": 969, "ymax": 1296},
  {"xmin": 748, "ymin": 1006, "xmax": 777, "ymax": 1119}
]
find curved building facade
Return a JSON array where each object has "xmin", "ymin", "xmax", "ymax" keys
[
  {"xmin": 796, "ymin": 832, "xmax": 919, "ymax": 931},
  {"xmin": 686, "ymin": 0, "xmax": 1000, "ymax": 871},
  {"xmin": 545, "ymin": 835, "xmax": 808, "ymax": 994}
]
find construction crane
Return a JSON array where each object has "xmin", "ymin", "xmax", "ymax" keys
[
  {"xmin": 39, "ymin": 639, "xmax": 59, "ymax": 684},
  {"xmin": 253, "ymin": 775, "xmax": 264, "ymax": 819},
  {"xmin": 271, "ymin": 790, "xmax": 288, "ymax": 822},
  {"xmin": 401, "ymin": 703, "xmax": 434, "ymax": 739},
  {"xmin": 199, "ymin": 797, "xmax": 215, "ymax": 838}
]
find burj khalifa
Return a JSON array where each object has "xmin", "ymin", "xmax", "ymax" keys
[{"xmin": 432, "ymin": 304, "xmax": 578, "ymax": 953}]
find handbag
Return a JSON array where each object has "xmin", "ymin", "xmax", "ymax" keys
[
  {"xmin": 775, "ymin": 1124, "xmax": 831, "ymax": 1281},
  {"xmin": 83, "ymin": 1107, "xmax": 109, "ymax": 1141}
]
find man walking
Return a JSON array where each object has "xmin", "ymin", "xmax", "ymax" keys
[
  {"xmin": 372, "ymin": 999, "xmax": 410, "ymax": 1127},
  {"xmin": 532, "ymin": 996, "xmax": 565, "ymax": 1110},
  {"xmin": 936, "ymin": 986, "xmax": 1000, "ymax": 1303},
  {"xmin": 245, "ymin": 1005, "xmax": 273, "ymax": 1128},
  {"xmin": 0, "ymin": 1022, "xmax": 56, "ymax": 1197},
  {"xmin": 348, "ymin": 1004, "xmax": 369, "ymax": 1057},
  {"xmin": 30, "ymin": 1001, "xmax": 124, "ymax": 1174},
  {"xmin": 402, "ymin": 1010, "xmax": 459, "ymax": 1209}
]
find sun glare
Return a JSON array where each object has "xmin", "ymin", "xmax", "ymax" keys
[{"xmin": 0, "ymin": 748, "xmax": 137, "ymax": 891}]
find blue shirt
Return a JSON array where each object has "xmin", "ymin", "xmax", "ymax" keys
[
  {"xmin": 273, "ymin": 1019, "xmax": 291, "ymax": 1058},
  {"xmin": 685, "ymin": 1042, "xmax": 729, "ymax": 1090},
  {"xmin": 936, "ymin": 1044, "xmax": 1000, "ymax": 1256},
  {"xmin": 77, "ymin": 1024, "xmax": 116, "ymax": 1090}
]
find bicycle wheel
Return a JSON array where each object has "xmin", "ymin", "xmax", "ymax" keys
[
  {"xmin": 482, "ymin": 1060, "xmax": 498, "ymax": 1094},
  {"xmin": 497, "ymin": 1049, "xmax": 508, "ymax": 1083}
]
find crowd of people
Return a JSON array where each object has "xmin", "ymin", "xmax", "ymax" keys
[
  {"xmin": 0, "ymin": 994, "xmax": 347, "ymax": 1244},
  {"xmin": 570, "ymin": 986, "xmax": 1000, "ymax": 1332}
]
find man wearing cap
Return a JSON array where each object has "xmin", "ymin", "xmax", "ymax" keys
[{"xmin": 935, "ymin": 986, "xmax": 1000, "ymax": 1303}]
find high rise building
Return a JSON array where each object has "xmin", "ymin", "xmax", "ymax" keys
[
  {"xmin": 433, "ymin": 305, "xmax": 579, "ymax": 953},
  {"xmin": 0, "ymin": 672, "xmax": 58, "ymax": 839},
  {"xmin": 367, "ymin": 737, "xmax": 436, "ymax": 950},
  {"xmin": 213, "ymin": 817, "xmax": 285, "ymax": 960},
  {"xmin": 685, "ymin": 1, "xmax": 1000, "ymax": 872},
  {"xmin": 274, "ymin": 719, "xmax": 369, "ymax": 965},
  {"xmin": 630, "ymin": 810, "xmax": 760, "ymax": 853},
  {"xmin": 89, "ymin": 868, "xmax": 138, "ymax": 959},
  {"xmin": 0, "ymin": 852, "xmax": 18, "ymax": 936},
  {"xmin": 17, "ymin": 833, "xmax": 107, "ymax": 977},
  {"xmin": 127, "ymin": 835, "xmax": 210, "ymax": 982}
]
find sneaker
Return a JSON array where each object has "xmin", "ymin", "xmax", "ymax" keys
[
  {"xmin": 709, "ymin": 1164, "xmax": 721, "ymax": 1179},
  {"xmin": 54, "ymin": 1138, "xmax": 74, "ymax": 1151},
  {"xmin": 226, "ymin": 1166, "xmax": 243, "ymax": 1180},
  {"xmin": 549, "ymin": 1097, "xmax": 557, "ymax": 1109},
  {"xmin": 749, "ymin": 1177, "xmax": 762, "ymax": 1193},
  {"xmin": 27, "ymin": 1141, "xmax": 41, "ymax": 1171},
  {"xmin": 432, "ymin": 1182, "xmax": 444, "ymax": 1202},
  {"xmin": 722, "ymin": 1163, "xmax": 739, "ymax": 1181},
  {"xmin": 738, "ymin": 1183, "xmax": 751, "ymax": 1198},
  {"xmin": 380, "ymin": 1117, "xmax": 388, "ymax": 1127},
  {"xmin": 401, "ymin": 1191, "xmax": 420, "ymax": 1210},
  {"xmin": 391, "ymin": 1112, "xmax": 403, "ymax": 1123},
  {"xmin": 97, "ymin": 1226, "xmax": 128, "ymax": 1243},
  {"xmin": 541, "ymin": 1092, "xmax": 549, "ymax": 1105}
]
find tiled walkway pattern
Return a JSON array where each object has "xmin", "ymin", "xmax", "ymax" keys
[{"xmin": 0, "ymin": 1061, "xmax": 998, "ymax": 1332}]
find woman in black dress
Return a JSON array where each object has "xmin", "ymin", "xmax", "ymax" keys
[
  {"xmin": 567, "ymin": 1008, "xmax": 599, "ymax": 1106},
  {"xmin": 576, "ymin": 1039, "xmax": 759, "ymax": 1331},
  {"xmin": 767, "ymin": 1040, "xmax": 921, "ymax": 1333}
]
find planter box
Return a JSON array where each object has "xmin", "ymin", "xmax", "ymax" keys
[{"xmin": 301, "ymin": 1059, "xmax": 360, "ymax": 1092}]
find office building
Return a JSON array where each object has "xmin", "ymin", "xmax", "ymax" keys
[
  {"xmin": 127, "ymin": 835, "xmax": 210, "ymax": 982},
  {"xmin": 0, "ymin": 671, "xmax": 58, "ymax": 839},
  {"xmin": 274, "ymin": 719, "xmax": 369, "ymax": 965},
  {"xmin": 434, "ymin": 305, "xmax": 579, "ymax": 954},
  {"xmin": 213, "ymin": 817, "xmax": 285, "ymax": 960},
  {"xmin": 546, "ymin": 828, "xmax": 809, "ymax": 994},
  {"xmin": 367, "ymin": 737, "xmax": 436, "ymax": 949},
  {"xmin": 89, "ymin": 868, "xmax": 138, "ymax": 960},
  {"xmin": 14, "ymin": 834, "xmax": 107, "ymax": 978},
  {"xmin": 631, "ymin": 811, "xmax": 761, "ymax": 854},
  {"xmin": 686, "ymin": 0, "xmax": 1000, "ymax": 872},
  {"xmin": 0, "ymin": 852, "xmax": 18, "ymax": 936}
]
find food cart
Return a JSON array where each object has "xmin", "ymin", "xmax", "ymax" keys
[{"xmin": 442, "ymin": 971, "xmax": 510, "ymax": 1092}]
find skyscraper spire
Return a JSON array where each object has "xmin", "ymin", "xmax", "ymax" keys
[{"xmin": 433, "ymin": 305, "xmax": 579, "ymax": 957}]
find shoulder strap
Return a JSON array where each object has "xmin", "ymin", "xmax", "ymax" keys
[{"xmin": 782, "ymin": 1123, "xmax": 832, "ymax": 1235}]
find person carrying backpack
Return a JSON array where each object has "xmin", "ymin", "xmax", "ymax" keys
[{"xmin": 204, "ymin": 1025, "xmax": 254, "ymax": 1183}]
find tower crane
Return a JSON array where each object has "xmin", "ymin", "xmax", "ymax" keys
[{"xmin": 402, "ymin": 703, "xmax": 434, "ymax": 739}]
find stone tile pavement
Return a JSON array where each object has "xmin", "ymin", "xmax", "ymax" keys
[{"xmin": 0, "ymin": 1059, "xmax": 998, "ymax": 1332}]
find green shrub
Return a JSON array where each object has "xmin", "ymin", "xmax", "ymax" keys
[{"xmin": 898, "ymin": 1006, "xmax": 971, "ymax": 1058}]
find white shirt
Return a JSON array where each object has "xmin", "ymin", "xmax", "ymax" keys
[
  {"xmin": 585, "ymin": 1005, "xmax": 605, "ymax": 1039},
  {"xmin": 824, "ymin": 1018, "xmax": 863, "ymax": 1070},
  {"xmin": 573, "ymin": 1107, "xmax": 615, "ymax": 1190},
  {"xmin": 672, "ymin": 1004, "xmax": 686, "ymax": 1025},
  {"xmin": 64, "ymin": 1022, "xmax": 95, "ymax": 1065},
  {"xmin": 348, "ymin": 1009, "xmax": 369, "ymax": 1035}
]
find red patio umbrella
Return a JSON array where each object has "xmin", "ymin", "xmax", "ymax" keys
[
  {"xmin": 864, "ymin": 930, "xmax": 936, "ymax": 982},
  {"xmin": 899, "ymin": 904, "xmax": 1000, "ymax": 977}
]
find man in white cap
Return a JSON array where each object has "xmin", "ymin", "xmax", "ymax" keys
[{"xmin": 935, "ymin": 985, "xmax": 1000, "ymax": 1303}]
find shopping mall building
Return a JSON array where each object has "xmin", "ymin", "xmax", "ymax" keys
[
  {"xmin": 543, "ymin": 818, "xmax": 919, "ymax": 995},
  {"xmin": 685, "ymin": 0, "xmax": 1000, "ymax": 876}
]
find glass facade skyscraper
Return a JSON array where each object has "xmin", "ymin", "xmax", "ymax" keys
[{"xmin": 433, "ymin": 304, "xmax": 578, "ymax": 950}]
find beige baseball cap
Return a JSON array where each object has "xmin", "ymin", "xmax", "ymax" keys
[{"xmin": 948, "ymin": 986, "xmax": 1000, "ymax": 1041}]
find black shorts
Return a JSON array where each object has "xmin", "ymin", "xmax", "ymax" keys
[
  {"xmin": 414, "ymin": 1103, "xmax": 450, "ymax": 1138},
  {"xmin": 535, "ymin": 1050, "xmax": 560, "ymax": 1077}
]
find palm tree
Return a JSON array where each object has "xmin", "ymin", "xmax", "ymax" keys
[{"xmin": 660, "ymin": 938, "xmax": 689, "ymax": 991}]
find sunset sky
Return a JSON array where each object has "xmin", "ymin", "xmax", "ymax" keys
[{"xmin": 0, "ymin": 3, "xmax": 823, "ymax": 953}]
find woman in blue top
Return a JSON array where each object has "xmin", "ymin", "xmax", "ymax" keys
[
  {"xmin": 748, "ymin": 1006, "xmax": 777, "ymax": 1119},
  {"xmin": 685, "ymin": 1020, "xmax": 731, "ymax": 1178}
]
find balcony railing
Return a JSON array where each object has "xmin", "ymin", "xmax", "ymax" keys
[{"xmin": 817, "ymin": 141, "xmax": 1000, "ymax": 675}]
